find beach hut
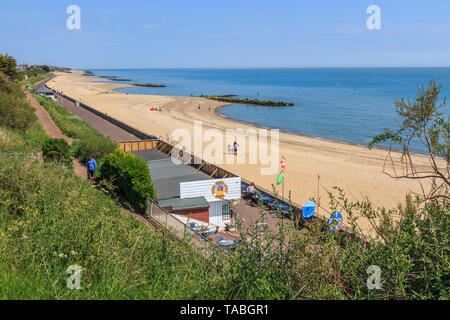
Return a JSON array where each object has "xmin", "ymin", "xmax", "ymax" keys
[
  {"xmin": 179, "ymin": 177, "xmax": 241, "ymax": 227},
  {"xmin": 35, "ymin": 85, "xmax": 54, "ymax": 97},
  {"xmin": 132, "ymin": 148, "xmax": 241, "ymax": 229}
]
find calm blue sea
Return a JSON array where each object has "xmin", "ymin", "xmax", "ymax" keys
[{"xmin": 88, "ymin": 68, "xmax": 450, "ymax": 154}]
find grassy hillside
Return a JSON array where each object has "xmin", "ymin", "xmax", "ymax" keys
[
  {"xmin": 0, "ymin": 70, "xmax": 447, "ymax": 300},
  {"xmin": 0, "ymin": 156, "xmax": 221, "ymax": 299}
]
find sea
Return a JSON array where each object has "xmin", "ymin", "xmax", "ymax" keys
[{"xmin": 87, "ymin": 68, "xmax": 450, "ymax": 154}]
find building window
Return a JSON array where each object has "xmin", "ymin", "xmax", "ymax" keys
[{"xmin": 222, "ymin": 203, "xmax": 231, "ymax": 220}]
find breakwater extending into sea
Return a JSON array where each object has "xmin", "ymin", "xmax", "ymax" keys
[{"xmin": 87, "ymin": 68, "xmax": 450, "ymax": 154}]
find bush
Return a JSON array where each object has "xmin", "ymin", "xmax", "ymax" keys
[
  {"xmin": 42, "ymin": 138, "xmax": 72, "ymax": 168},
  {"xmin": 34, "ymin": 95, "xmax": 94, "ymax": 139},
  {"xmin": 0, "ymin": 156, "xmax": 214, "ymax": 299},
  {"xmin": 34, "ymin": 95, "xmax": 118, "ymax": 162},
  {"xmin": 99, "ymin": 150, "xmax": 157, "ymax": 209},
  {"xmin": 72, "ymin": 135, "xmax": 118, "ymax": 163}
]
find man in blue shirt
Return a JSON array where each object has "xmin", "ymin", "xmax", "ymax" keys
[{"xmin": 86, "ymin": 156, "xmax": 97, "ymax": 181}]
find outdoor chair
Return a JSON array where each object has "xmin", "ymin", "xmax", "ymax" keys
[
  {"xmin": 189, "ymin": 222, "xmax": 199, "ymax": 233},
  {"xmin": 281, "ymin": 210, "xmax": 291, "ymax": 219},
  {"xmin": 267, "ymin": 201, "xmax": 278, "ymax": 211},
  {"xmin": 208, "ymin": 226, "xmax": 219, "ymax": 235}
]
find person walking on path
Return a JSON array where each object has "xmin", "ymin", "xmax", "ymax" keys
[{"xmin": 86, "ymin": 155, "xmax": 97, "ymax": 181}]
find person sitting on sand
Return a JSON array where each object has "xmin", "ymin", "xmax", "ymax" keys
[{"xmin": 86, "ymin": 155, "xmax": 97, "ymax": 182}]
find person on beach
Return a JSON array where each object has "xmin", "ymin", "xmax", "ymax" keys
[
  {"xmin": 86, "ymin": 155, "xmax": 97, "ymax": 182},
  {"xmin": 246, "ymin": 182, "xmax": 257, "ymax": 200}
]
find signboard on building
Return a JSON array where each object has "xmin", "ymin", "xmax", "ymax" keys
[{"xmin": 180, "ymin": 177, "xmax": 241, "ymax": 202}]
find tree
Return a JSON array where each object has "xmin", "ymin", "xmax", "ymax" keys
[
  {"xmin": 369, "ymin": 79, "xmax": 449, "ymax": 202},
  {"xmin": 0, "ymin": 53, "xmax": 19, "ymax": 80}
]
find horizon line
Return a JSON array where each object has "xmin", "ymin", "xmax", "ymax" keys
[{"xmin": 74, "ymin": 66, "xmax": 450, "ymax": 70}]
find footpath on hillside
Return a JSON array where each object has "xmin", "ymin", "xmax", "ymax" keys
[
  {"xmin": 24, "ymin": 87, "xmax": 150, "ymax": 225},
  {"xmin": 24, "ymin": 88, "xmax": 86, "ymax": 177}
]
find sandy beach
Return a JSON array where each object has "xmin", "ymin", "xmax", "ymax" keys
[{"xmin": 47, "ymin": 71, "xmax": 440, "ymax": 234}]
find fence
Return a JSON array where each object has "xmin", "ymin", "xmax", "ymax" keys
[
  {"xmin": 52, "ymin": 85, "xmax": 353, "ymax": 236},
  {"xmin": 145, "ymin": 199, "xmax": 223, "ymax": 251},
  {"xmin": 118, "ymin": 140, "xmax": 158, "ymax": 152},
  {"xmin": 1, "ymin": 152, "xmax": 44, "ymax": 162},
  {"xmin": 119, "ymin": 138, "xmax": 352, "ymax": 234}
]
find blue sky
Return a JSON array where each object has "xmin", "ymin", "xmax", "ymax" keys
[{"xmin": 1, "ymin": 0, "xmax": 450, "ymax": 68}]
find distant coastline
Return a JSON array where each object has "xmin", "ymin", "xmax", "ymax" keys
[
  {"xmin": 47, "ymin": 70, "xmax": 435, "ymax": 217},
  {"xmin": 81, "ymin": 67, "xmax": 450, "ymax": 155}
]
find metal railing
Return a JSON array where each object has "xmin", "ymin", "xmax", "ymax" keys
[
  {"xmin": 145, "ymin": 199, "xmax": 223, "ymax": 251},
  {"xmin": 53, "ymin": 88, "xmax": 352, "ymax": 236},
  {"xmin": 121, "ymin": 139, "xmax": 353, "ymax": 235}
]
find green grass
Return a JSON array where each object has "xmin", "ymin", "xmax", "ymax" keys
[
  {"xmin": 34, "ymin": 95, "xmax": 117, "ymax": 161},
  {"xmin": 34, "ymin": 95, "xmax": 103, "ymax": 140},
  {"xmin": 19, "ymin": 70, "xmax": 51, "ymax": 88},
  {"xmin": 0, "ymin": 156, "xmax": 223, "ymax": 299},
  {"xmin": 0, "ymin": 122, "xmax": 49, "ymax": 153},
  {"xmin": 0, "ymin": 71, "xmax": 447, "ymax": 300}
]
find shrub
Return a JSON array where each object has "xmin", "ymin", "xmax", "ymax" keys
[
  {"xmin": 34, "ymin": 95, "xmax": 118, "ymax": 162},
  {"xmin": 0, "ymin": 156, "xmax": 214, "ymax": 299},
  {"xmin": 42, "ymin": 138, "xmax": 72, "ymax": 168},
  {"xmin": 34, "ymin": 95, "xmax": 91, "ymax": 139},
  {"xmin": 72, "ymin": 135, "xmax": 118, "ymax": 163},
  {"xmin": 99, "ymin": 149, "xmax": 157, "ymax": 209}
]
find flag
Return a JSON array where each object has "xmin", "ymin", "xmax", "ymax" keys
[
  {"xmin": 280, "ymin": 156, "xmax": 286, "ymax": 173},
  {"xmin": 276, "ymin": 172, "xmax": 284, "ymax": 185}
]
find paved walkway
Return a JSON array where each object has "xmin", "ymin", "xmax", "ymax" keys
[
  {"xmin": 32, "ymin": 82, "xmax": 291, "ymax": 239},
  {"xmin": 57, "ymin": 95, "xmax": 140, "ymax": 142},
  {"xmin": 25, "ymin": 86, "xmax": 150, "ymax": 225}
]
